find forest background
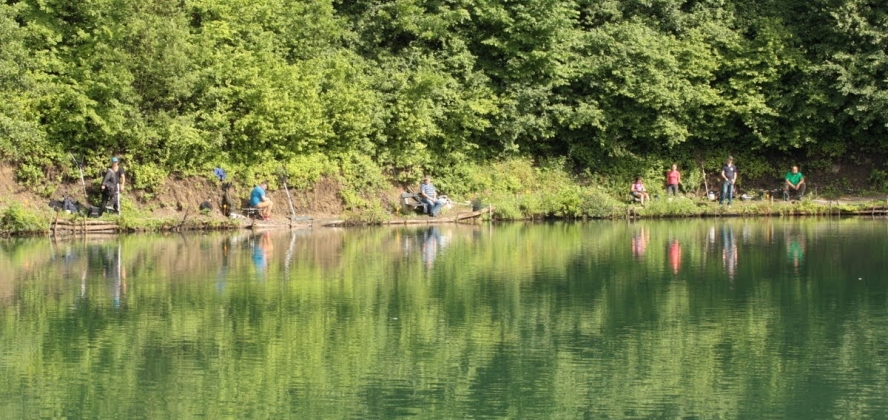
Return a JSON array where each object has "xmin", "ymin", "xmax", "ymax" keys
[{"xmin": 1, "ymin": 0, "xmax": 887, "ymax": 221}]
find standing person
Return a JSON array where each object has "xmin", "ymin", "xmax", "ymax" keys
[
  {"xmin": 250, "ymin": 181, "xmax": 274, "ymax": 221},
  {"xmin": 783, "ymin": 165, "xmax": 806, "ymax": 201},
  {"xmin": 631, "ymin": 177, "xmax": 650, "ymax": 205},
  {"xmin": 665, "ymin": 164, "xmax": 681, "ymax": 198},
  {"xmin": 100, "ymin": 157, "xmax": 125, "ymax": 215},
  {"xmin": 720, "ymin": 156, "xmax": 737, "ymax": 206},
  {"xmin": 419, "ymin": 176, "xmax": 445, "ymax": 217}
]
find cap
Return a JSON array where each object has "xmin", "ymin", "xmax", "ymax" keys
[
  {"xmin": 727, "ymin": 156, "xmax": 734, "ymax": 161},
  {"xmin": 111, "ymin": 157, "xmax": 119, "ymax": 163}
]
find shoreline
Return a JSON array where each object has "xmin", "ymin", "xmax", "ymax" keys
[{"xmin": 3, "ymin": 198, "xmax": 887, "ymax": 238}]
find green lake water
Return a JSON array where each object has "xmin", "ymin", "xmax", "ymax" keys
[{"xmin": 2, "ymin": 219, "xmax": 888, "ymax": 419}]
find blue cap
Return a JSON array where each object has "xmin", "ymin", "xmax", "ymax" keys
[{"xmin": 111, "ymin": 157, "xmax": 119, "ymax": 163}]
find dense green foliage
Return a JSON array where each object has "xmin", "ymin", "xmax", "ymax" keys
[
  {"xmin": 0, "ymin": 203, "xmax": 47, "ymax": 234},
  {"xmin": 1, "ymin": 0, "xmax": 887, "ymax": 192}
]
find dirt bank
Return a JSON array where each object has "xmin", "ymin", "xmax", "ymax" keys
[
  {"xmin": 2, "ymin": 161, "xmax": 886, "ymax": 227},
  {"xmin": 0, "ymin": 163, "xmax": 356, "ymax": 224}
]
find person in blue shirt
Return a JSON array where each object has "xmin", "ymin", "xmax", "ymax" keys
[
  {"xmin": 250, "ymin": 181, "xmax": 274, "ymax": 221},
  {"xmin": 419, "ymin": 176, "xmax": 445, "ymax": 217}
]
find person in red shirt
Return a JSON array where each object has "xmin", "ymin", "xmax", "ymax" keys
[{"xmin": 665, "ymin": 164, "xmax": 681, "ymax": 198}]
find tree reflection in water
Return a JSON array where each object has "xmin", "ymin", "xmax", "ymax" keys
[{"xmin": 1, "ymin": 221, "xmax": 887, "ymax": 419}]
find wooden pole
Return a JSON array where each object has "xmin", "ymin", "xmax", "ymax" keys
[{"xmin": 701, "ymin": 163, "xmax": 709, "ymax": 196}]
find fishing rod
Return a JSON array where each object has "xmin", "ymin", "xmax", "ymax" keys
[
  {"xmin": 70, "ymin": 153, "xmax": 88, "ymax": 198},
  {"xmin": 278, "ymin": 167, "xmax": 298, "ymax": 220}
]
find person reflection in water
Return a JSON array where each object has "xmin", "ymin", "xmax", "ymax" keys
[
  {"xmin": 102, "ymin": 243, "xmax": 127, "ymax": 308},
  {"xmin": 631, "ymin": 226, "xmax": 649, "ymax": 259},
  {"xmin": 252, "ymin": 233, "xmax": 273, "ymax": 279},
  {"xmin": 787, "ymin": 234, "xmax": 805, "ymax": 273},
  {"xmin": 217, "ymin": 237, "xmax": 232, "ymax": 292},
  {"xmin": 668, "ymin": 239, "xmax": 682, "ymax": 274},
  {"xmin": 422, "ymin": 227, "xmax": 442, "ymax": 269},
  {"xmin": 721, "ymin": 225, "xmax": 738, "ymax": 280}
]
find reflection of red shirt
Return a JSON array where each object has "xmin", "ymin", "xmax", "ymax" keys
[
  {"xmin": 669, "ymin": 241, "xmax": 681, "ymax": 274},
  {"xmin": 666, "ymin": 170, "xmax": 680, "ymax": 185},
  {"xmin": 632, "ymin": 235, "xmax": 647, "ymax": 257}
]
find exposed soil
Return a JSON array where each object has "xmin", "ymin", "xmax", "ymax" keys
[
  {"xmin": 0, "ymin": 163, "xmax": 42, "ymax": 209},
  {"xmin": 2, "ymin": 161, "xmax": 885, "ymax": 223},
  {"xmin": 129, "ymin": 175, "xmax": 350, "ymax": 223},
  {"xmin": 0, "ymin": 163, "xmax": 363, "ymax": 224}
]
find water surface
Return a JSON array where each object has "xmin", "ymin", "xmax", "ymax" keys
[{"xmin": 1, "ymin": 219, "xmax": 887, "ymax": 419}]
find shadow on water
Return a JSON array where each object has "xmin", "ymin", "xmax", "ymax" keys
[{"xmin": 0, "ymin": 219, "xmax": 887, "ymax": 418}]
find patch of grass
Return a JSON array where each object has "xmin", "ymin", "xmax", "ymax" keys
[
  {"xmin": 1, "ymin": 204, "xmax": 48, "ymax": 235},
  {"xmin": 638, "ymin": 197, "xmax": 705, "ymax": 218}
]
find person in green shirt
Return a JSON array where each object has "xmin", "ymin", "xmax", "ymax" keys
[{"xmin": 783, "ymin": 166, "xmax": 806, "ymax": 201}]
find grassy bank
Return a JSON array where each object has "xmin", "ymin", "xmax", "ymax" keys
[
  {"xmin": 1, "ymin": 204, "xmax": 240, "ymax": 237},
  {"xmin": 415, "ymin": 158, "xmax": 888, "ymax": 221},
  {"xmin": 3, "ymin": 155, "xmax": 888, "ymax": 235}
]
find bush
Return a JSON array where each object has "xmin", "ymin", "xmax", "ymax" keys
[
  {"xmin": 869, "ymin": 169, "xmax": 888, "ymax": 192},
  {"xmin": 284, "ymin": 153, "xmax": 337, "ymax": 190},
  {"xmin": 336, "ymin": 152, "xmax": 388, "ymax": 211},
  {"xmin": 129, "ymin": 162, "xmax": 169, "ymax": 193},
  {"xmin": 0, "ymin": 204, "xmax": 47, "ymax": 234}
]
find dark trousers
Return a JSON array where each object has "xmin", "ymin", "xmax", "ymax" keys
[
  {"xmin": 783, "ymin": 183, "xmax": 806, "ymax": 200},
  {"xmin": 101, "ymin": 189, "xmax": 119, "ymax": 215},
  {"xmin": 666, "ymin": 184, "xmax": 679, "ymax": 196}
]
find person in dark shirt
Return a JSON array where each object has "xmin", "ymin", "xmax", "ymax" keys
[
  {"xmin": 101, "ymin": 157, "xmax": 125, "ymax": 215},
  {"xmin": 720, "ymin": 156, "xmax": 737, "ymax": 206}
]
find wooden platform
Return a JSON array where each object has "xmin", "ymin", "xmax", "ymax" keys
[
  {"xmin": 47, "ymin": 208, "xmax": 490, "ymax": 235},
  {"xmin": 246, "ymin": 217, "xmax": 315, "ymax": 230},
  {"xmin": 51, "ymin": 218, "xmax": 119, "ymax": 235},
  {"xmin": 322, "ymin": 206, "xmax": 494, "ymax": 227}
]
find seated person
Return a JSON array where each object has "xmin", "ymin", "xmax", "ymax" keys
[
  {"xmin": 419, "ymin": 176, "xmax": 446, "ymax": 217},
  {"xmin": 250, "ymin": 181, "xmax": 274, "ymax": 221},
  {"xmin": 783, "ymin": 166, "xmax": 806, "ymax": 200},
  {"xmin": 631, "ymin": 177, "xmax": 650, "ymax": 205}
]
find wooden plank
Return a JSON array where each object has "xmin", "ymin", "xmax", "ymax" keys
[{"xmin": 53, "ymin": 220, "xmax": 118, "ymax": 226}]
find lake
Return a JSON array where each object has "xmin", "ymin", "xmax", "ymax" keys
[{"xmin": 1, "ymin": 219, "xmax": 887, "ymax": 419}]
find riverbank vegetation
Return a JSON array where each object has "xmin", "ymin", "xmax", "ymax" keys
[
  {"xmin": 0, "ymin": 203, "xmax": 240, "ymax": 236},
  {"xmin": 2, "ymin": 153, "xmax": 887, "ymax": 235},
  {"xmin": 1, "ymin": 0, "xmax": 887, "ymax": 226}
]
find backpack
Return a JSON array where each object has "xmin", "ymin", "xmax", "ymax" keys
[{"xmin": 62, "ymin": 196, "xmax": 78, "ymax": 213}]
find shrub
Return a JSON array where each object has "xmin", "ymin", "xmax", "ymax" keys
[
  {"xmin": 284, "ymin": 153, "xmax": 337, "ymax": 190},
  {"xmin": 869, "ymin": 169, "xmax": 888, "ymax": 192},
  {"xmin": 0, "ymin": 204, "xmax": 46, "ymax": 234},
  {"xmin": 336, "ymin": 152, "xmax": 388, "ymax": 211},
  {"xmin": 129, "ymin": 162, "xmax": 169, "ymax": 193}
]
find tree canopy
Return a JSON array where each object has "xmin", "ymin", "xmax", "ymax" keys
[{"xmin": 1, "ymin": 0, "xmax": 886, "ymax": 185}]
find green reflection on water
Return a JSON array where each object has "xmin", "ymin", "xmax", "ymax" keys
[{"xmin": 1, "ymin": 219, "xmax": 887, "ymax": 419}]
